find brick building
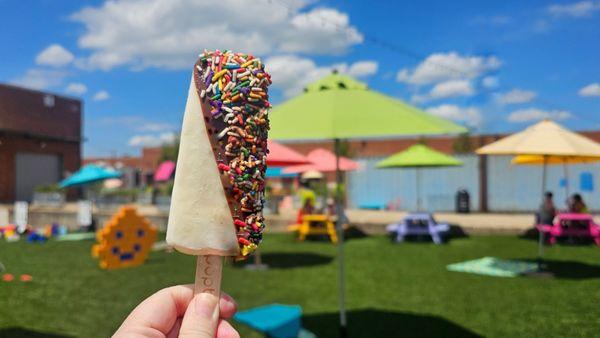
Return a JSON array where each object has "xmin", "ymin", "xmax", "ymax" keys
[
  {"xmin": 83, "ymin": 147, "xmax": 163, "ymax": 186},
  {"xmin": 0, "ymin": 84, "xmax": 82, "ymax": 202},
  {"xmin": 281, "ymin": 131, "xmax": 600, "ymax": 158}
]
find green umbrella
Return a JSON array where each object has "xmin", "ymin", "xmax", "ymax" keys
[
  {"xmin": 376, "ymin": 144, "xmax": 463, "ymax": 211},
  {"xmin": 269, "ymin": 72, "xmax": 466, "ymax": 337},
  {"xmin": 270, "ymin": 74, "xmax": 466, "ymax": 141}
]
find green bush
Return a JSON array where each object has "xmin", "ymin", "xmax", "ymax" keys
[
  {"xmin": 156, "ymin": 181, "xmax": 174, "ymax": 196},
  {"xmin": 34, "ymin": 183, "xmax": 63, "ymax": 193}
]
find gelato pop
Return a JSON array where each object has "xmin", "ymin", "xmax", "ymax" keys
[{"xmin": 167, "ymin": 50, "xmax": 271, "ymax": 259}]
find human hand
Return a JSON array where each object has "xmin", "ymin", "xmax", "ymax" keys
[{"xmin": 114, "ymin": 284, "xmax": 239, "ymax": 338}]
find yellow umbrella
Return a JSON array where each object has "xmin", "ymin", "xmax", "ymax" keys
[
  {"xmin": 477, "ymin": 119, "xmax": 600, "ymax": 194},
  {"xmin": 476, "ymin": 119, "xmax": 600, "ymax": 157},
  {"xmin": 477, "ymin": 119, "xmax": 600, "ymax": 265},
  {"xmin": 512, "ymin": 155, "xmax": 600, "ymax": 165}
]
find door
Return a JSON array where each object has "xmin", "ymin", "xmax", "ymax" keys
[{"xmin": 15, "ymin": 152, "xmax": 61, "ymax": 201}]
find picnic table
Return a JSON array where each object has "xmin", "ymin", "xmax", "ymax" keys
[
  {"xmin": 537, "ymin": 213, "xmax": 600, "ymax": 245},
  {"xmin": 386, "ymin": 212, "xmax": 449, "ymax": 244},
  {"xmin": 287, "ymin": 213, "xmax": 351, "ymax": 244}
]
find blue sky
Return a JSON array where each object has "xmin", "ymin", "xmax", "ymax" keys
[{"xmin": 1, "ymin": 0, "xmax": 599, "ymax": 157}]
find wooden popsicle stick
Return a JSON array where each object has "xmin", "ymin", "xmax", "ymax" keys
[{"xmin": 194, "ymin": 255, "xmax": 223, "ymax": 297}]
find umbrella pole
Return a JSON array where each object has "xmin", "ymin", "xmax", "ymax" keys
[
  {"xmin": 538, "ymin": 156, "xmax": 548, "ymax": 270},
  {"xmin": 563, "ymin": 160, "xmax": 570, "ymax": 197},
  {"xmin": 334, "ymin": 139, "xmax": 347, "ymax": 338},
  {"xmin": 416, "ymin": 168, "xmax": 422, "ymax": 212}
]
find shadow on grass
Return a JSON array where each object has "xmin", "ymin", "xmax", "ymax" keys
[
  {"xmin": 520, "ymin": 227, "xmax": 597, "ymax": 245},
  {"xmin": 520, "ymin": 227, "xmax": 539, "ymax": 240},
  {"xmin": 0, "ymin": 328, "xmax": 74, "ymax": 338},
  {"xmin": 386, "ymin": 224, "xmax": 469, "ymax": 244},
  {"xmin": 298, "ymin": 225, "xmax": 368, "ymax": 243},
  {"xmin": 448, "ymin": 224, "xmax": 469, "ymax": 239},
  {"xmin": 517, "ymin": 258, "xmax": 600, "ymax": 280},
  {"xmin": 235, "ymin": 252, "xmax": 334, "ymax": 269},
  {"xmin": 303, "ymin": 308, "xmax": 482, "ymax": 338},
  {"xmin": 345, "ymin": 225, "xmax": 368, "ymax": 240}
]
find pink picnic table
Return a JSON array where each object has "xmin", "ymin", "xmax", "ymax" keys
[{"xmin": 537, "ymin": 213, "xmax": 600, "ymax": 246}]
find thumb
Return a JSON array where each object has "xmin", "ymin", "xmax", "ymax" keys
[{"xmin": 179, "ymin": 293, "xmax": 220, "ymax": 338}]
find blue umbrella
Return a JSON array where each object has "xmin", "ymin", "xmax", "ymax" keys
[
  {"xmin": 59, "ymin": 164, "xmax": 121, "ymax": 188},
  {"xmin": 265, "ymin": 167, "xmax": 297, "ymax": 178}
]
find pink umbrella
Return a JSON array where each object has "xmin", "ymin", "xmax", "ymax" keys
[
  {"xmin": 154, "ymin": 161, "xmax": 176, "ymax": 182},
  {"xmin": 282, "ymin": 148, "xmax": 360, "ymax": 174},
  {"xmin": 267, "ymin": 140, "xmax": 311, "ymax": 167}
]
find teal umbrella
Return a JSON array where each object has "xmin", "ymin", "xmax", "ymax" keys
[
  {"xmin": 59, "ymin": 164, "xmax": 121, "ymax": 188},
  {"xmin": 270, "ymin": 72, "xmax": 466, "ymax": 337}
]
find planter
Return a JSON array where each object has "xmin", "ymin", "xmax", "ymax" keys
[
  {"xmin": 95, "ymin": 195, "xmax": 135, "ymax": 209},
  {"xmin": 155, "ymin": 196, "xmax": 171, "ymax": 213},
  {"xmin": 136, "ymin": 191, "xmax": 154, "ymax": 205},
  {"xmin": 32, "ymin": 192, "xmax": 65, "ymax": 207}
]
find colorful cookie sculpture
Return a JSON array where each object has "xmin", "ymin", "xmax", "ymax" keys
[{"xmin": 92, "ymin": 206, "xmax": 157, "ymax": 269}]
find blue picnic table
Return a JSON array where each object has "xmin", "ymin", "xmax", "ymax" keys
[{"xmin": 386, "ymin": 212, "xmax": 450, "ymax": 244}]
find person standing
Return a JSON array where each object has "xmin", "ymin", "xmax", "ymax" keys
[{"xmin": 538, "ymin": 191, "xmax": 557, "ymax": 225}]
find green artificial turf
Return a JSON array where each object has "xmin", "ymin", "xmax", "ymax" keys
[{"xmin": 1, "ymin": 233, "xmax": 599, "ymax": 337}]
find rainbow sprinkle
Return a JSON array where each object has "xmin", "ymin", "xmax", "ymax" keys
[{"xmin": 195, "ymin": 50, "xmax": 271, "ymax": 258}]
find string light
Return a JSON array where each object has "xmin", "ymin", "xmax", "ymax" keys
[{"xmin": 267, "ymin": 0, "xmax": 588, "ymax": 124}]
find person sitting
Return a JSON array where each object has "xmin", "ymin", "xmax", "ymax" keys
[
  {"xmin": 538, "ymin": 191, "xmax": 557, "ymax": 225},
  {"xmin": 296, "ymin": 182, "xmax": 316, "ymax": 224},
  {"xmin": 568, "ymin": 193, "xmax": 588, "ymax": 214},
  {"xmin": 567, "ymin": 193, "xmax": 589, "ymax": 230}
]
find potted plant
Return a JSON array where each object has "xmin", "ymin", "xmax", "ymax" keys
[{"xmin": 33, "ymin": 184, "xmax": 66, "ymax": 206}]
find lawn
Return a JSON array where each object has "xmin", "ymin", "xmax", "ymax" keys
[{"xmin": 1, "ymin": 233, "xmax": 599, "ymax": 337}]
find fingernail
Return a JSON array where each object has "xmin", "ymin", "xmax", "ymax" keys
[
  {"xmin": 195, "ymin": 293, "xmax": 218, "ymax": 318},
  {"xmin": 222, "ymin": 293, "xmax": 235, "ymax": 304}
]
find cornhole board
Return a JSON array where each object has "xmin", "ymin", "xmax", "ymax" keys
[
  {"xmin": 56, "ymin": 233, "xmax": 96, "ymax": 241},
  {"xmin": 447, "ymin": 257, "xmax": 538, "ymax": 278},
  {"xmin": 234, "ymin": 304, "xmax": 309, "ymax": 338}
]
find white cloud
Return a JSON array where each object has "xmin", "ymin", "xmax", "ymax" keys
[
  {"xmin": 35, "ymin": 44, "xmax": 75, "ymax": 67},
  {"xmin": 548, "ymin": 1, "xmax": 600, "ymax": 17},
  {"xmin": 71, "ymin": 0, "xmax": 362, "ymax": 70},
  {"xmin": 495, "ymin": 89, "xmax": 537, "ymax": 105},
  {"xmin": 128, "ymin": 133, "xmax": 176, "ymax": 147},
  {"xmin": 138, "ymin": 122, "xmax": 176, "ymax": 132},
  {"xmin": 10, "ymin": 68, "xmax": 67, "ymax": 90},
  {"xmin": 411, "ymin": 80, "xmax": 474, "ymax": 103},
  {"xmin": 578, "ymin": 83, "xmax": 600, "ymax": 97},
  {"xmin": 266, "ymin": 55, "xmax": 332, "ymax": 97},
  {"xmin": 396, "ymin": 52, "xmax": 501, "ymax": 85},
  {"xmin": 93, "ymin": 90, "xmax": 110, "ymax": 101},
  {"xmin": 429, "ymin": 80, "xmax": 474, "ymax": 99},
  {"xmin": 507, "ymin": 108, "xmax": 572, "ymax": 123},
  {"xmin": 347, "ymin": 61, "xmax": 378, "ymax": 77},
  {"xmin": 482, "ymin": 76, "xmax": 499, "ymax": 88},
  {"xmin": 426, "ymin": 104, "xmax": 482, "ymax": 128},
  {"xmin": 266, "ymin": 55, "xmax": 378, "ymax": 97},
  {"xmin": 65, "ymin": 82, "xmax": 88, "ymax": 95}
]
